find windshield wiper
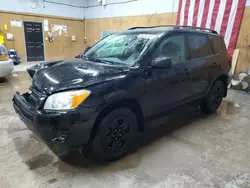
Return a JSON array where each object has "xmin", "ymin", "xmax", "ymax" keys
[
  {"xmin": 81, "ymin": 54, "xmax": 89, "ymax": 60},
  {"xmin": 87, "ymin": 57, "xmax": 114, "ymax": 65}
]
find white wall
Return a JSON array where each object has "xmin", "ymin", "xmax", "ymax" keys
[
  {"xmin": 1, "ymin": 0, "xmax": 250, "ymax": 19},
  {"xmin": 246, "ymin": 0, "xmax": 250, "ymax": 6},
  {"xmin": 0, "ymin": 0, "xmax": 85, "ymax": 19},
  {"xmin": 85, "ymin": 0, "xmax": 178, "ymax": 19},
  {"xmin": 85, "ymin": 0, "xmax": 250, "ymax": 19}
]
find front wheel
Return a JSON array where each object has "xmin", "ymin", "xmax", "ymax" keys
[
  {"xmin": 89, "ymin": 108, "xmax": 138, "ymax": 161},
  {"xmin": 201, "ymin": 80, "xmax": 225, "ymax": 113}
]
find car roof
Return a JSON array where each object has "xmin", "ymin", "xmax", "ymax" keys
[
  {"xmin": 118, "ymin": 27, "xmax": 172, "ymax": 35},
  {"xmin": 117, "ymin": 25, "xmax": 220, "ymax": 37}
]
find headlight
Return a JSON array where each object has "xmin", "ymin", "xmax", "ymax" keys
[{"xmin": 44, "ymin": 89, "xmax": 91, "ymax": 110}]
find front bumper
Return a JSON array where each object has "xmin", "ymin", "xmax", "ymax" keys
[
  {"xmin": 0, "ymin": 59, "xmax": 14, "ymax": 77},
  {"xmin": 13, "ymin": 92, "xmax": 97, "ymax": 148}
]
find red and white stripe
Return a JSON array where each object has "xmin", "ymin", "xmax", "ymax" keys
[{"xmin": 176, "ymin": 0, "xmax": 246, "ymax": 54}]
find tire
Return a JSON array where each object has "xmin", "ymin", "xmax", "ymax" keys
[
  {"xmin": 89, "ymin": 108, "xmax": 138, "ymax": 161},
  {"xmin": 201, "ymin": 80, "xmax": 225, "ymax": 113}
]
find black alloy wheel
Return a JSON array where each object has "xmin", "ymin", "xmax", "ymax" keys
[
  {"xmin": 89, "ymin": 108, "xmax": 138, "ymax": 161},
  {"xmin": 201, "ymin": 80, "xmax": 225, "ymax": 113},
  {"xmin": 211, "ymin": 87, "xmax": 223, "ymax": 109},
  {"xmin": 104, "ymin": 117, "xmax": 131, "ymax": 152}
]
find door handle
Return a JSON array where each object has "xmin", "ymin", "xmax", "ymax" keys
[
  {"xmin": 182, "ymin": 69, "xmax": 191, "ymax": 74},
  {"xmin": 213, "ymin": 62, "xmax": 218, "ymax": 67}
]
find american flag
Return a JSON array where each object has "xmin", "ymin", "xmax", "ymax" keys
[{"xmin": 176, "ymin": 0, "xmax": 246, "ymax": 54}]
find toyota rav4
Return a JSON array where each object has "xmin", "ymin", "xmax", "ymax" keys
[{"xmin": 13, "ymin": 26, "xmax": 231, "ymax": 161}]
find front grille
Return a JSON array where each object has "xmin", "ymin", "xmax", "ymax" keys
[{"xmin": 24, "ymin": 86, "xmax": 47, "ymax": 108}]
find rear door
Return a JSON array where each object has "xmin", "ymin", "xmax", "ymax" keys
[
  {"xmin": 208, "ymin": 35, "xmax": 229, "ymax": 78},
  {"xmin": 187, "ymin": 34, "xmax": 214, "ymax": 98}
]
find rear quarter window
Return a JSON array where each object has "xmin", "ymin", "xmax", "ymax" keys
[
  {"xmin": 208, "ymin": 35, "xmax": 226, "ymax": 54},
  {"xmin": 188, "ymin": 34, "xmax": 213, "ymax": 59}
]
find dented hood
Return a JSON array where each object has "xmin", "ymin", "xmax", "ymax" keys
[{"xmin": 28, "ymin": 59, "xmax": 129, "ymax": 94}]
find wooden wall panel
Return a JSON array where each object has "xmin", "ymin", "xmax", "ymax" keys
[
  {"xmin": 85, "ymin": 9, "xmax": 250, "ymax": 74},
  {"xmin": 235, "ymin": 6, "xmax": 250, "ymax": 73},
  {"xmin": 1, "ymin": 6, "xmax": 249, "ymax": 71},
  {"xmin": 85, "ymin": 13, "xmax": 177, "ymax": 47},
  {"xmin": 235, "ymin": 49, "xmax": 250, "ymax": 73},
  {"xmin": 0, "ymin": 12, "xmax": 85, "ymax": 62}
]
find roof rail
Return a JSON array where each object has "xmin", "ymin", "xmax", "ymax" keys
[
  {"xmin": 128, "ymin": 25, "xmax": 218, "ymax": 34},
  {"xmin": 173, "ymin": 25, "xmax": 218, "ymax": 34},
  {"xmin": 128, "ymin": 25, "xmax": 174, "ymax": 30}
]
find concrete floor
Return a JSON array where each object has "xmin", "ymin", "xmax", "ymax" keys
[
  {"xmin": 1, "ymin": 71, "xmax": 250, "ymax": 188},
  {"xmin": 13, "ymin": 61, "xmax": 40, "ymax": 72}
]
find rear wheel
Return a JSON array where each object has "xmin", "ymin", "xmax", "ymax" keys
[
  {"xmin": 89, "ymin": 108, "xmax": 138, "ymax": 161},
  {"xmin": 201, "ymin": 80, "xmax": 225, "ymax": 113}
]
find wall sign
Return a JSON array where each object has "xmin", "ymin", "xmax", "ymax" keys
[
  {"xmin": 44, "ymin": 25, "xmax": 49, "ymax": 32},
  {"xmin": 6, "ymin": 33, "xmax": 13, "ymax": 40},
  {"xmin": 10, "ymin": 20, "xmax": 22, "ymax": 27},
  {"xmin": 51, "ymin": 24, "xmax": 67, "ymax": 36}
]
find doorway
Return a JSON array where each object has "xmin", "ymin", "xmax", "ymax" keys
[{"xmin": 23, "ymin": 21, "xmax": 45, "ymax": 61}]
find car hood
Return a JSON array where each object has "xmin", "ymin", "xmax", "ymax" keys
[{"xmin": 28, "ymin": 59, "xmax": 129, "ymax": 94}]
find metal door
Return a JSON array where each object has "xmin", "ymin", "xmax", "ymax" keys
[{"xmin": 23, "ymin": 22, "xmax": 44, "ymax": 61}]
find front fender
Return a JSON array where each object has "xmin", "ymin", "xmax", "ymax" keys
[{"xmin": 97, "ymin": 89, "xmax": 138, "ymax": 113}]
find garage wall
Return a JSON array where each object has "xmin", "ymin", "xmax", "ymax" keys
[
  {"xmin": 0, "ymin": 0, "xmax": 86, "ymax": 62},
  {"xmin": 85, "ymin": 13, "xmax": 177, "ymax": 47},
  {"xmin": 1, "ymin": 0, "xmax": 250, "ymax": 68},
  {"xmin": 85, "ymin": 0, "xmax": 178, "ymax": 47},
  {"xmin": 85, "ymin": 0, "xmax": 178, "ymax": 19},
  {"xmin": 0, "ymin": 12, "xmax": 85, "ymax": 61},
  {"xmin": 0, "ymin": 0, "xmax": 84, "ymax": 19},
  {"xmin": 85, "ymin": 0, "xmax": 250, "ymax": 73},
  {"xmin": 85, "ymin": 0, "xmax": 250, "ymax": 19},
  {"xmin": 235, "ymin": 6, "xmax": 250, "ymax": 73}
]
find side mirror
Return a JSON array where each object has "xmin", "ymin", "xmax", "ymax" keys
[
  {"xmin": 75, "ymin": 54, "xmax": 81, "ymax": 59},
  {"xmin": 75, "ymin": 54, "xmax": 85, "ymax": 59},
  {"xmin": 84, "ymin": 46, "xmax": 91, "ymax": 54},
  {"xmin": 75, "ymin": 46, "xmax": 92, "ymax": 59},
  {"xmin": 152, "ymin": 57, "xmax": 172, "ymax": 69}
]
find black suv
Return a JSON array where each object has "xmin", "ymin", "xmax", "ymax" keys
[{"xmin": 13, "ymin": 26, "xmax": 231, "ymax": 161}]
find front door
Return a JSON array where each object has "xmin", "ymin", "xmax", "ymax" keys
[
  {"xmin": 23, "ymin": 21, "xmax": 44, "ymax": 61},
  {"xmin": 144, "ymin": 34, "xmax": 191, "ymax": 117}
]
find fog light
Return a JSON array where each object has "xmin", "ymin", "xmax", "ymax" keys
[{"xmin": 51, "ymin": 130, "xmax": 68, "ymax": 143}]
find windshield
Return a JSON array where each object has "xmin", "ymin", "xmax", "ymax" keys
[{"xmin": 85, "ymin": 33, "xmax": 157, "ymax": 66}]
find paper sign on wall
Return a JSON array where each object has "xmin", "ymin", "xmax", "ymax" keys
[
  {"xmin": 44, "ymin": 20, "xmax": 49, "ymax": 31},
  {"xmin": 44, "ymin": 20, "xmax": 48, "ymax": 25},
  {"xmin": 6, "ymin": 33, "xmax": 13, "ymax": 40},
  {"xmin": 16, "ymin": 21, "xmax": 22, "ymax": 27},
  {"xmin": 51, "ymin": 24, "xmax": 67, "ymax": 36},
  {"xmin": 72, "ymin": 35, "xmax": 76, "ymax": 41},
  {"xmin": 44, "ymin": 25, "xmax": 49, "ymax": 32},
  {"xmin": 11, "ymin": 20, "xmax": 22, "ymax": 27}
]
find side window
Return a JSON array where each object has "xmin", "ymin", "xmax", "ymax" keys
[
  {"xmin": 188, "ymin": 34, "xmax": 212, "ymax": 59},
  {"xmin": 208, "ymin": 35, "xmax": 225, "ymax": 54},
  {"xmin": 154, "ymin": 35, "xmax": 186, "ymax": 65}
]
